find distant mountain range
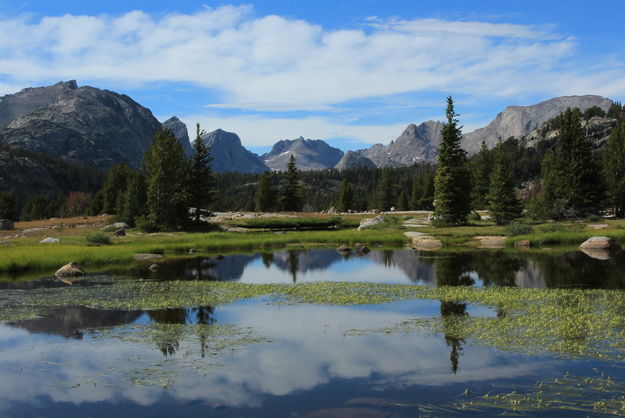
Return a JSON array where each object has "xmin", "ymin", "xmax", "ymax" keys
[{"xmin": 0, "ymin": 81, "xmax": 616, "ymax": 175}]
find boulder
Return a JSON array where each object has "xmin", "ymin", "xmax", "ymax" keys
[
  {"xmin": 55, "ymin": 261, "xmax": 85, "ymax": 277},
  {"xmin": 354, "ymin": 243, "xmax": 370, "ymax": 254},
  {"xmin": 587, "ymin": 224, "xmax": 608, "ymax": 230},
  {"xmin": 474, "ymin": 236, "xmax": 506, "ymax": 249},
  {"xmin": 404, "ymin": 231, "xmax": 443, "ymax": 250},
  {"xmin": 40, "ymin": 237, "xmax": 60, "ymax": 244},
  {"xmin": 514, "ymin": 240, "xmax": 531, "ymax": 249},
  {"xmin": 114, "ymin": 228, "xmax": 126, "ymax": 237},
  {"xmin": 327, "ymin": 207, "xmax": 339, "ymax": 215},
  {"xmin": 0, "ymin": 219, "xmax": 14, "ymax": 230},
  {"xmin": 113, "ymin": 222, "xmax": 129, "ymax": 230},
  {"xmin": 580, "ymin": 248, "xmax": 613, "ymax": 261},
  {"xmin": 134, "ymin": 253, "xmax": 164, "ymax": 261},
  {"xmin": 357, "ymin": 215, "xmax": 385, "ymax": 231},
  {"xmin": 149, "ymin": 264, "xmax": 160, "ymax": 271},
  {"xmin": 23, "ymin": 227, "xmax": 45, "ymax": 235},
  {"xmin": 337, "ymin": 244, "xmax": 352, "ymax": 253},
  {"xmin": 579, "ymin": 237, "xmax": 621, "ymax": 251}
]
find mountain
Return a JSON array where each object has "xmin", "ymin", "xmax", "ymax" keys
[
  {"xmin": 262, "ymin": 137, "xmax": 344, "ymax": 171},
  {"xmin": 162, "ymin": 116, "xmax": 193, "ymax": 156},
  {"xmin": 462, "ymin": 95, "xmax": 613, "ymax": 153},
  {"xmin": 201, "ymin": 129, "xmax": 269, "ymax": 173},
  {"xmin": 334, "ymin": 151, "xmax": 376, "ymax": 170},
  {"xmin": 358, "ymin": 121, "xmax": 442, "ymax": 167},
  {"xmin": 0, "ymin": 81, "xmax": 194, "ymax": 170}
]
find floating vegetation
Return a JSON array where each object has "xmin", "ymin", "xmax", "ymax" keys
[
  {"xmin": 453, "ymin": 372, "xmax": 625, "ymax": 416},
  {"xmin": 2, "ymin": 280, "xmax": 625, "ymax": 363}
]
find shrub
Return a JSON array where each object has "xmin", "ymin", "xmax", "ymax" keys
[
  {"xmin": 585, "ymin": 215, "xmax": 602, "ymax": 222},
  {"xmin": 86, "ymin": 233, "xmax": 112, "ymax": 246},
  {"xmin": 505, "ymin": 223, "xmax": 533, "ymax": 236}
]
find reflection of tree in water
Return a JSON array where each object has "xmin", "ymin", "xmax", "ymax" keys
[
  {"xmin": 470, "ymin": 252, "xmax": 525, "ymax": 287},
  {"xmin": 436, "ymin": 255, "xmax": 471, "ymax": 374},
  {"xmin": 147, "ymin": 306, "xmax": 215, "ymax": 356},
  {"xmin": 382, "ymin": 250, "xmax": 394, "ymax": 268},
  {"xmin": 287, "ymin": 250, "xmax": 300, "ymax": 283},
  {"xmin": 261, "ymin": 252, "xmax": 274, "ymax": 268}
]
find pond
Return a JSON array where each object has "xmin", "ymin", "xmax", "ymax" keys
[{"xmin": 1, "ymin": 248, "xmax": 625, "ymax": 416}]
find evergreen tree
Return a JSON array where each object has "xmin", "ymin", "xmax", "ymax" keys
[
  {"xmin": 102, "ymin": 163, "xmax": 133, "ymax": 215},
  {"xmin": 0, "ymin": 192, "xmax": 17, "ymax": 220},
  {"xmin": 255, "ymin": 171, "xmax": 277, "ymax": 212},
  {"xmin": 188, "ymin": 123, "xmax": 214, "ymax": 222},
  {"xmin": 378, "ymin": 168, "xmax": 394, "ymax": 211},
  {"xmin": 397, "ymin": 190, "xmax": 409, "ymax": 211},
  {"xmin": 144, "ymin": 128, "xmax": 190, "ymax": 230},
  {"xmin": 535, "ymin": 108, "xmax": 603, "ymax": 218},
  {"xmin": 281, "ymin": 154, "xmax": 302, "ymax": 211},
  {"xmin": 471, "ymin": 141, "xmax": 493, "ymax": 209},
  {"xmin": 487, "ymin": 144, "xmax": 522, "ymax": 225},
  {"xmin": 121, "ymin": 171, "xmax": 147, "ymax": 226},
  {"xmin": 604, "ymin": 121, "xmax": 625, "ymax": 217},
  {"xmin": 607, "ymin": 102, "xmax": 623, "ymax": 120},
  {"xmin": 434, "ymin": 97, "xmax": 472, "ymax": 225},
  {"xmin": 337, "ymin": 179, "xmax": 354, "ymax": 212}
]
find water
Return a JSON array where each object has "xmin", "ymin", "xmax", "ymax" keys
[{"xmin": 1, "ymin": 248, "xmax": 625, "ymax": 416}]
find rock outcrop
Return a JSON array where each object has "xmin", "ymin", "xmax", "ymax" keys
[
  {"xmin": 358, "ymin": 121, "xmax": 442, "ymax": 167},
  {"xmin": 263, "ymin": 137, "xmax": 344, "ymax": 171},
  {"xmin": 334, "ymin": 151, "xmax": 376, "ymax": 170},
  {"xmin": 162, "ymin": 116, "xmax": 193, "ymax": 156},
  {"xmin": 201, "ymin": 129, "xmax": 269, "ymax": 173},
  {"xmin": 462, "ymin": 95, "xmax": 613, "ymax": 154},
  {"xmin": 358, "ymin": 215, "xmax": 385, "ymax": 230},
  {"xmin": 55, "ymin": 261, "xmax": 85, "ymax": 276}
]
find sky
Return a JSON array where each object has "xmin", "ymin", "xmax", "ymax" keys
[{"xmin": 0, "ymin": 0, "xmax": 624, "ymax": 153}]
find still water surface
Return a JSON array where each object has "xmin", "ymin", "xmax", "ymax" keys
[{"xmin": 1, "ymin": 248, "xmax": 624, "ymax": 417}]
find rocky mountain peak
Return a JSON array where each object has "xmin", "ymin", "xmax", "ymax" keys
[
  {"xmin": 200, "ymin": 129, "xmax": 268, "ymax": 173},
  {"xmin": 162, "ymin": 116, "xmax": 192, "ymax": 156},
  {"xmin": 262, "ymin": 137, "xmax": 344, "ymax": 171},
  {"xmin": 334, "ymin": 151, "xmax": 376, "ymax": 171}
]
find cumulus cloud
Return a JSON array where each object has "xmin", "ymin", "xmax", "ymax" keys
[{"xmin": 0, "ymin": 6, "xmax": 622, "ymax": 112}]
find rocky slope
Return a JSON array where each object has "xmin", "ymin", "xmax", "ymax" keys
[
  {"xmin": 162, "ymin": 116, "xmax": 193, "ymax": 156},
  {"xmin": 262, "ymin": 137, "xmax": 344, "ymax": 171},
  {"xmin": 357, "ymin": 121, "xmax": 443, "ymax": 167},
  {"xmin": 462, "ymin": 95, "xmax": 613, "ymax": 153},
  {"xmin": 0, "ymin": 81, "xmax": 191, "ymax": 170},
  {"xmin": 201, "ymin": 129, "xmax": 269, "ymax": 173},
  {"xmin": 334, "ymin": 151, "xmax": 376, "ymax": 170}
]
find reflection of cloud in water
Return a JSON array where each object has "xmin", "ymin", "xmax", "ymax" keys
[{"xmin": 0, "ymin": 301, "xmax": 553, "ymax": 410}]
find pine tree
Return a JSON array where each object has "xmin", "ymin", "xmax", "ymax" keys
[
  {"xmin": 0, "ymin": 192, "xmax": 17, "ymax": 221},
  {"xmin": 471, "ymin": 141, "xmax": 493, "ymax": 209},
  {"xmin": 487, "ymin": 144, "xmax": 522, "ymax": 225},
  {"xmin": 255, "ymin": 171, "xmax": 277, "ymax": 212},
  {"xmin": 397, "ymin": 190, "xmax": 409, "ymax": 211},
  {"xmin": 281, "ymin": 154, "xmax": 302, "ymax": 211},
  {"xmin": 535, "ymin": 108, "xmax": 603, "ymax": 218},
  {"xmin": 144, "ymin": 128, "xmax": 190, "ymax": 230},
  {"xmin": 604, "ymin": 121, "xmax": 625, "ymax": 217},
  {"xmin": 102, "ymin": 163, "xmax": 133, "ymax": 214},
  {"xmin": 121, "ymin": 171, "xmax": 147, "ymax": 226},
  {"xmin": 337, "ymin": 179, "xmax": 354, "ymax": 212},
  {"xmin": 188, "ymin": 123, "xmax": 214, "ymax": 222},
  {"xmin": 434, "ymin": 97, "xmax": 472, "ymax": 225},
  {"xmin": 378, "ymin": 168, "xmax": 394, "ymax": 211}
]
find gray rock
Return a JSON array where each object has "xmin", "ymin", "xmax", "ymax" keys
[
  {"xmin": 579, "ymin": 236, "xmax": 621, "ymax": 251},
  {"xmin": 0, "ymin": 81, "xmax": 162, "ymax": 170},
  {"xmin": 334, "ymin": 151, "xmax": 376, "ymax": 170},
  {"xmin": 357, "ymin": 215, "xmax": 386, "ymax": 230},
  {"xmin": 354, "ymin": 243, "xmax": 370, "ymax": 254},
  {"xmin": 162, "ymin": 116, "xmax": 193, "ymax": 156},
  {"xmin": 114, "ymin": 229, "xmax": 126, "ymax": 237},
  {"xmin": 337, "ymin": 244, "xmax": 352, "ymax": 253},
  {"xmin": 201, "ymin": 129, "xmax": 269, "ymax": 173},
  {"xmin": 23, "ymin": 227, "xmax": 45, "ymax": 235},
  {"xmin": 40, "ymin": 237, "xmax": 60, "ymax": 243},
  {"xmin": 262, "ymin": 137, "xmax": 344, "ymax": 171},
  {"xmin": 134, "ymin": 253, "xmax": 164, "ymax": 261},
  {"xmin": 0, "ymin": 219, "xmax": 14, "ymax": 230},
  {"xmin": 113, "ymin": 222, "xmax": 129, "ymax": 230},
  {"xmin": 358, "ymin": 121, "xmax": 442, "ymax": 167},
  {"xmin": 55, "ymin": 261, "xmax": 85, "ymax": 276},
  {"xmin": 463, "ymin": 95, "xmax": 613, "ymax": 154},
  {"xmin": 148, "ymin": 264, "xmax": 160, "ymax": 272}
]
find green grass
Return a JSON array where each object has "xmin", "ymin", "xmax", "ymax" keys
[
  {"xmin": 505, "ymin": 229, "xmax": 625, "ymax": 247},
  {"xmin": 0, "ymin": 229, "xmax": 408, "ymax": 274},
  {"xmin": 228, "ymin": 216, "xmax": 359, "ymax": 229}
]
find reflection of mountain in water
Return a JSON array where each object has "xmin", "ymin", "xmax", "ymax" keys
[
  {"xmin": 10, "ymin": 307, "xmax": 142, "ymax": 339},
  {"xmin": 271, "ymin": 249, "xmax": 343, "ymax": 274},
  {"xmin": 368, "ymin": 249, "xmax": 436, "ymax": 284}
]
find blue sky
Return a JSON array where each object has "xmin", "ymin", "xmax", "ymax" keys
[{"xmin": 0, "ymin": 1, "xmax": 624, "ymax": 153}]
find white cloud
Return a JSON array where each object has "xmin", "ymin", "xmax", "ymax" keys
[{"xmin": 0, "ymin": 6, "xmax": 622, "ymax": 114}]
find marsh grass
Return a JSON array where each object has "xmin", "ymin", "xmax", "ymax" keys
[
  {"xmin": 0, "ymin": 229, "xmax": 408, "ymax": 274},
  {"xmin": 227, "ymin": 216, "xmax": 359, "ymax": 229}
]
